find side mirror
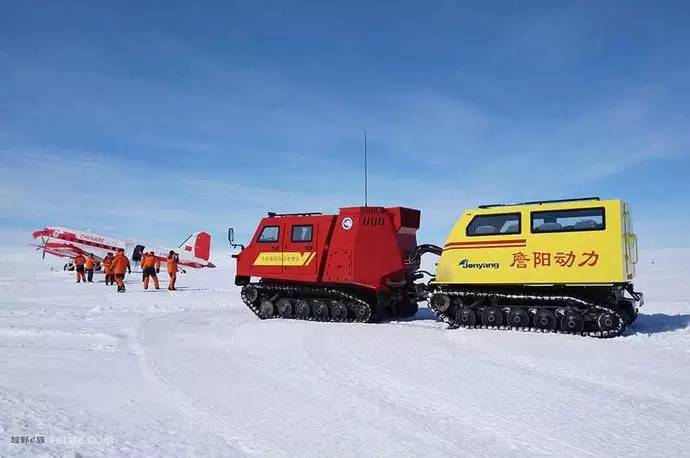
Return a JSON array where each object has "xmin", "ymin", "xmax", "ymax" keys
[{"xmin": 228, "ymin": 228, "xmax": 245, "ymax": 251}]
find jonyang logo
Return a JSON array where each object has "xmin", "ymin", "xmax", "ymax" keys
[{"xmin": 459, "ymin": 259, "xmax": 499, "ymax": 270}]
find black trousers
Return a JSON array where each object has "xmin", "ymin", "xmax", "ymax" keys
[
  {"xmin": 86, "ymin": 269, "xmax": 94, "ymax": 282},
  {"xmin": 143, "ymin": 267, "xmax": 157, "ymax": 279}
]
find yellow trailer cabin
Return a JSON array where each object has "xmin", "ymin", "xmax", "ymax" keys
[
  {"xmin": 435, "ymin": 198, "xmax": 637, "ymax": 285},
  {"xmin": 428, "ymin": 197, "xmax": 643, "ymax": 338}
]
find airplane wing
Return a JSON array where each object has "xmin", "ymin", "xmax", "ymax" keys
[{"xmin": 31, "ymin": 241, "xmax": 104, "ymax": 261}]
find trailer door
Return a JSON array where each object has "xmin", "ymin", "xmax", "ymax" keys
[{"xmin": 623, "ymin": 202, "xmax": 638, "ymax": 280}]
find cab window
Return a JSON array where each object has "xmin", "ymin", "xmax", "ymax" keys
[
  {"xmin": 257, "ymin": 226, "xmax": 279, "ymax": 242},
  {"xmin": 291, "ymin": 225, "xmax": 313, "ymax": 242},
  {"xmin": 466, "ymin": 213, "xmax": 521, "ymax": 236},
  {"xmin": 531, "ymin": 207, "xmax": 605, "ymax": 233}
]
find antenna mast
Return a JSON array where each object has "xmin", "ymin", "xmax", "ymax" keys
[{"xmin": 364, "ymin": 130, "xmax": 368, "ymax": 207}]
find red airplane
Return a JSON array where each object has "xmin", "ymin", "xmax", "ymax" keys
[{"xmin": 32, "ymin": 226, "xmax": 216, "ymax": 269}]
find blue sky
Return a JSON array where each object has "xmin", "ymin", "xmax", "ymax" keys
[{"xmin": 1, "ymin": 1, "xmax": 689, "ymax": 253}]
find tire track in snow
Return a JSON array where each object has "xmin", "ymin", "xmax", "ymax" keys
[
  {"xmin": 130, "ymin": 313, "xmax": 278, "ymax": 457},
  {"xmin": 445, "ymin": 330, "xmax": 690, "ymax": 409},
  {"xmin": 299, "ymin": 323, "xmax": 570, "ymax": 457}
]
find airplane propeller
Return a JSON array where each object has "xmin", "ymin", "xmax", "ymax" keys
[{"xmin": 34, "ymin": 236, "xmax": 48, "ymax": 259}]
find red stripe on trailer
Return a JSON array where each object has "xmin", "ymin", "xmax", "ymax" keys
[
  {"xmin": 443, "ymin": 244, "xmax": 527, "ymax": 251},
  {"xmin": 444, "ymin": 239, "xmax": 526, "ymax": 248}
]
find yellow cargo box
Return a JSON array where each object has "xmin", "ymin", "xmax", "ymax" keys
[{"xmin": 435, "ymin": 198, "xmax": 638, "ymax": 286}]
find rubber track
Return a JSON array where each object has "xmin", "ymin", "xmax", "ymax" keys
[
  {"xmin": 427, "ymin": 288, "xmax": 626, "ymax": 338},
  {"xmin": 241, "ymin": 283, "xmax": 375, "ymax": 323}
]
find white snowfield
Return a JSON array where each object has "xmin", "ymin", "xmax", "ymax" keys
[{"xmin": 1, "ymin": 242, "xmax": 689, "ymax": 457}]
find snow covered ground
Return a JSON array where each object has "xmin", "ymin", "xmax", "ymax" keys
[{"xmin": 1, "ymin": 240, "xmax": 689, "ymax": 457}]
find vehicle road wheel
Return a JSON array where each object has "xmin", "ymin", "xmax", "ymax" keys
[
  {"xmin": 243, "ymin": 286, "xmax": 259, "ymax": 304},
  {"xmin": 561, "ymin": 312, "xmax": 585, "ymax": 333},
  {"xmin": 481, "ymin": 307, "xmax": 504, "ymax": 327},
  {"xmin": 330, "ymin": 301, "xmax": 349, "ymax": 322},
  {"xmin": 534, "ymin": 309, "xmax": 557, "ymax": 331},
  {"xmin": 596, "ymin": 312, "xmax": 620, "ymax": 333},
  {"xmin": 508, "ymin": 308, "xmax": 530, "ymax": 327},
  {"xmin": 259, "ymin": 299, "xmax": 275, "ymax": 319},
  {"xmin": 313, "ymin": 300, "xmax": 330, "ymax": 321},
  {"xmin": 354, "ymin": 303, "xmax": 372, "ymax": 323},
  {"xmin": 277, "ymin": 298, "xmax": 293, "ymax": 318},
  {"xmin": 455, "ymin": 308, "xmax": 476, "ymax": 326},
  {"xmin": 431, "ymin": 294, "xmax": 451, "ymax": 313},
  {"xmin": 294, "ymin": 299, "xmax": 311, "ymax": 319}
]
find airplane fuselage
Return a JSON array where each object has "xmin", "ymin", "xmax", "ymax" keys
[{"xmin": 32, "ymin": 226, "xmax": 215, "ymax": 269}]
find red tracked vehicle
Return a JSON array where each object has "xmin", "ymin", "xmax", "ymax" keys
[{"xmin": 230, "ymin": 207, "xmax": 431, "ymax": 322}]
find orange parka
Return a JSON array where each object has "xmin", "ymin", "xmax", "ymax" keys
[
  {"xmin": 85, "ymin": 256, "xmax": 96, "ymax": 269},
  {"xmin": 111, "ymin": 252, "xmax": 131, "ymax": 275},
  {"xmin": 102, "ymin": 256, "xmax": 112, "ymax": 275},
  {"xmin": 73, "ymin": 255, "xmax": 86, "ymax": 266},
  {"xmin": 141, "ymin": 254, "xmax": 156, "ymax": 269},
  {"xmin": 166, "ymin": 255, "xmax": 179, "ymax": 274}
]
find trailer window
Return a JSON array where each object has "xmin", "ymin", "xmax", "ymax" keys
[
  {"xmin": 531, "ymin": 207, "xmax": 605, "ymax": 233},
  {"xmin": 257, "ymin": 226, "xmax": 279, "ymax": 242},
  {"xmin": 291, "ymin": 225, "xmax": 313, "ymax": 242},
  {"xmin": 466, "ymin": 213, "xmax": 521, "ymax": 236}
]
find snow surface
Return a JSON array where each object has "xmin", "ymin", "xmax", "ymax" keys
[{"xmin": 1, "ymin": 242, "xmax": 690, "ymax": 457}]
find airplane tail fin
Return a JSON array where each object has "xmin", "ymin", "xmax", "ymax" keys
[{"xmin": 179, "ymin": 231, "xmax": 212, "ymax": 261}]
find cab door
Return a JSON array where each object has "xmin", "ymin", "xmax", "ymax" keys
[
  {"xmin": 281, "ymin": 219, "xmax": 318, "ymax": 277},
  {"xmin": 251, "ymin": 223, "xmax": 284, "ymax": 275}
]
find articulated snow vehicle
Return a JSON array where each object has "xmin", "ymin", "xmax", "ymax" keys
[{"xmin": 230, "ymin": 197, "xmax": 643, "ymax": 338}]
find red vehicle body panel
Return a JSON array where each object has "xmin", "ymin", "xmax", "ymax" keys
[{"xmin": 236, "ymin": 207, "xmax": 421, "ymax": 292}]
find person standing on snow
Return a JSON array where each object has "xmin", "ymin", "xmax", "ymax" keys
[
  {"xmin": 73, "ymin": 254, "xmax": 86, "ymax": 283},
  {"xmin": 102, "ymin": 253, "xmax": 115, "ymax": 286},
  {"xmin": 166, "ymin": 250, "xmax": 179, "ymax": 291},
  {"xmin": 111, "ymin": 248, "xmax": 131, "ymax": 293},
  {"xmin": 141, "ymin": 251, "xmax": 160, "ymax": 290},
  {"xmin": 84, "ymin": 253, "xmax": 96, "ymax": 283}
]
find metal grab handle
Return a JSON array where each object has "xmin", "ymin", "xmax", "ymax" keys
[
  {"xmin": 626, "ymin": 233, "xmax": 639, "ymax": 265},
  {"xmin": 623, "ymin": 206, "xmax": 639, "ymax": 265}
]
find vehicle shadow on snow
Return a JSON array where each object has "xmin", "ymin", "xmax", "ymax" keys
[
  {"xmin": 626, "ymin": 313, "xmax": 690, "ymax": 336},
  {"xmin": 396, "ymin": 306, "xmax": 438, "ymax": 322}
]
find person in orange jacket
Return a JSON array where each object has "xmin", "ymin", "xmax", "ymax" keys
[
  {"xmin": 84, "ymin": 253, "xmax": 96, "ymax": 283},
  {"xmin": 73, "ymin": 254, "xmax": 86, "ymax": 283},
  {"xmin": 111, "ymin": 248, "xmax": 131, "ymax": 293},
  {"xmin": 166, "ymin": 250, "xmax": 179, "ymax": 291},
  {"xmin": 102, "ymin": 253, "xmax": 115, "ymax": 286},
  {"xmin": 141, "ymin": 251, "xmax": 160, "ymax": 290}
]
